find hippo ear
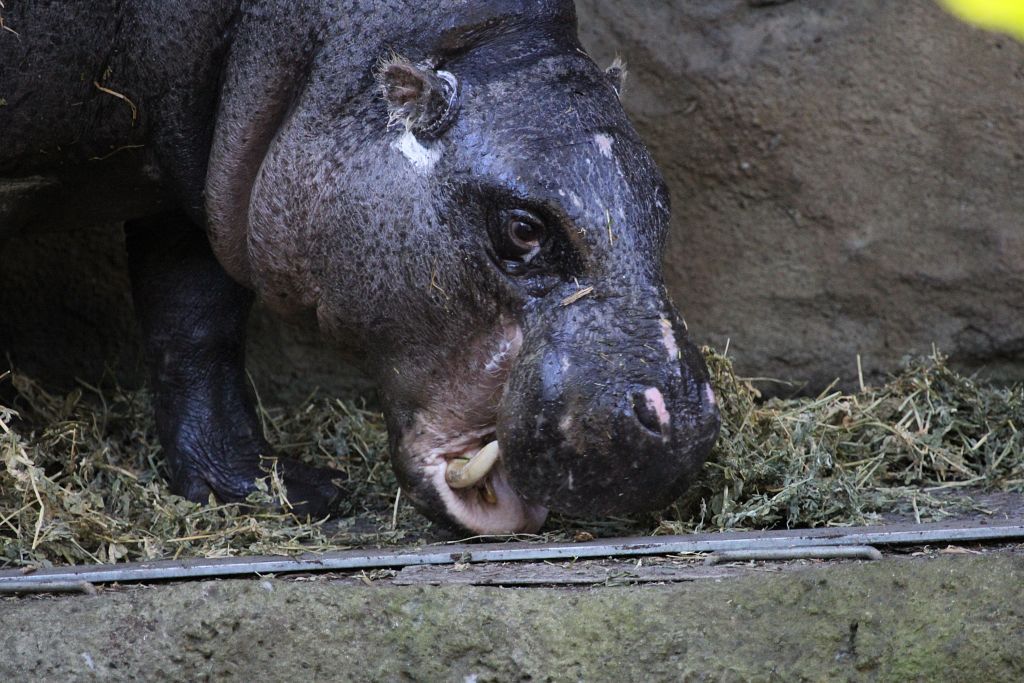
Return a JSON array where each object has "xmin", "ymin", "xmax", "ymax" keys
[
  {"xmin": 377, "ymin": 55, "xmax": 460, "ymax": 140},
  {"xmin": 605, "ymin": 57, "xmax": 628, "ymax": 98}
]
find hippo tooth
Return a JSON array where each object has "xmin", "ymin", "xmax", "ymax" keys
[{"xmin": 445, "ymin": 441, "xmax": 500, "ymax": 490}]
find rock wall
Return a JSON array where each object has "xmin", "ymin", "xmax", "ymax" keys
[
  {"xmin": 1, "ymin": 0, "xmax": 1022, "ymax": 399},
  {"xmin": 577, "ymin": 0, "xmax": 1024, "ymax": 389}
]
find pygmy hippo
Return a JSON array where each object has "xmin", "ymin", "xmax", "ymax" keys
[{"xmin": 0, "ymin": 1, "xmax": 720, "ymax": 534}]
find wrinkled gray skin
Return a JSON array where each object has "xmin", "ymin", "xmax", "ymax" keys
[{"xmin": 0, "ymin": 0, "xmax": 720, "ymax": 533}]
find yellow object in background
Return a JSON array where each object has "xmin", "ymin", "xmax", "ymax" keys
[{"xmin": 940, "ymin": 0, "xmax": 1024, "ymax": 40}]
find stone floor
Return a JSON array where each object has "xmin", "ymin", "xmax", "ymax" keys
[{"xmin": 2, "ymin": 545, "xmax": 1022, "ymax": 681}]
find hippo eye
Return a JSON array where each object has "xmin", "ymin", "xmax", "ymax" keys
[
  {"xmin": 508, "ymin": 215, "xmax": 544, "ymax": 251},
  {"xmin": 497, "ymin": 210, "xmax": 545, "ymax": 269}
]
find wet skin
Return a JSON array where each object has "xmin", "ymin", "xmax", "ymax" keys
[{"xmin": 0, "ymin": 1, "xmax": 720, "ymax": 533}]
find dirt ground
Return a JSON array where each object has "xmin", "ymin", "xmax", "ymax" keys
[{"xmin": 2, "ymin": 547, "xmax": 1022, "ymax": 681}]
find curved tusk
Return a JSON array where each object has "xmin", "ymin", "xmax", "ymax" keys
[{"xmin": 445, "ymin": 441, "xmax": 500, "ymax": 490}]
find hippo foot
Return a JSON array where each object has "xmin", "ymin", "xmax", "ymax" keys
[
  {"xmin": 169, "ymin": 447, "xmax": 346, "ymax": 519},
  {"xmin": 125, "ymin": 215, "xmax": 346, "ymax": 519}
]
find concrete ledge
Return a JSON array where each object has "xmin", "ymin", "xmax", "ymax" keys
[{"xmin": 2, "ymin": 554, "xmax": 1022, "ymax": 681}]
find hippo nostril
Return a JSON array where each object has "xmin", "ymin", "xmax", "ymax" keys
[{"xmin": 631, "ymin": 387, "xmax": 670, "ymax": 435}]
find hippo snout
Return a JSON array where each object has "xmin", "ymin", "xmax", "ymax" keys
[{"xmin": 496, "ymin": 291, "xmax": 721, "ymax": 516}]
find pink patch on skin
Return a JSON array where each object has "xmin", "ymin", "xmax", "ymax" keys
[
  {"xmin": 644, "ymin": 387, "xmax": 671, "ymax": 427},
  {"xmin": 704, "ymin": 383, "xmax": 717, "ymax": 407},
  {"xmin": 659, "ymin": 318, "xmax": 680, "ymax": 361}
]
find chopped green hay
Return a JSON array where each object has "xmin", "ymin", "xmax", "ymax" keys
[
  {"xmin": 665, "ymin": 350, "xmax": 1024, "ymax": 534},
  {"xmin": 1, "ymin": 350, "xmax": 1022, "ymax": 569}
]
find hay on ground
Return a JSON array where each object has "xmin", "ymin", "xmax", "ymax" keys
[{"xmin": 1, "ymin": 349, "xmax": 1021, "ymax": 569}]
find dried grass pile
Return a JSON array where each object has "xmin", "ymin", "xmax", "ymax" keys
[
  {"xmin": 663, "ymin": 350, "xmax": 1023, "ymax": 534},
  {"xmin": 1, "ymin": 349, "xmax": 1021, "ymax": 569}
]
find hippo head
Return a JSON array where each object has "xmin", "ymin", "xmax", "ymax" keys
[{"xmin": 205, "ymin": 1, "xmax": 719, "ymax": 534}]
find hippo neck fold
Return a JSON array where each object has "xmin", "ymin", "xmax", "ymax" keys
[{"xmin": 205, "ymin": 7, "xmax": 321, "ymax": 294}]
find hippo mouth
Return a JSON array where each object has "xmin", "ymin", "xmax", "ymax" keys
[
  {"xmin": 394, "ymin": 323, "xmax": 549, "ymax": 535},
  {"xmin": 414, "ymin": 433, "xmax": 548, "ymax": 535},
  {"xmin": 391, "ymin": 295, "xmax": 721, "ymax": 534}
]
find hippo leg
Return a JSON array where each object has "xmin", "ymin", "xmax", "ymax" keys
[{"xmin": 125, "ymin": 213, "xmax": 343, "ymax": 517}]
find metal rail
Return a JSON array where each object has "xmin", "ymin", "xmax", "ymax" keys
[
  {"xmin": 1, "ymin": 518, "xmax": 1021, "ymax": 590},
  {"xmin": 705, "ymin": 545, "xmax": 883, "ymax": 564}
]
